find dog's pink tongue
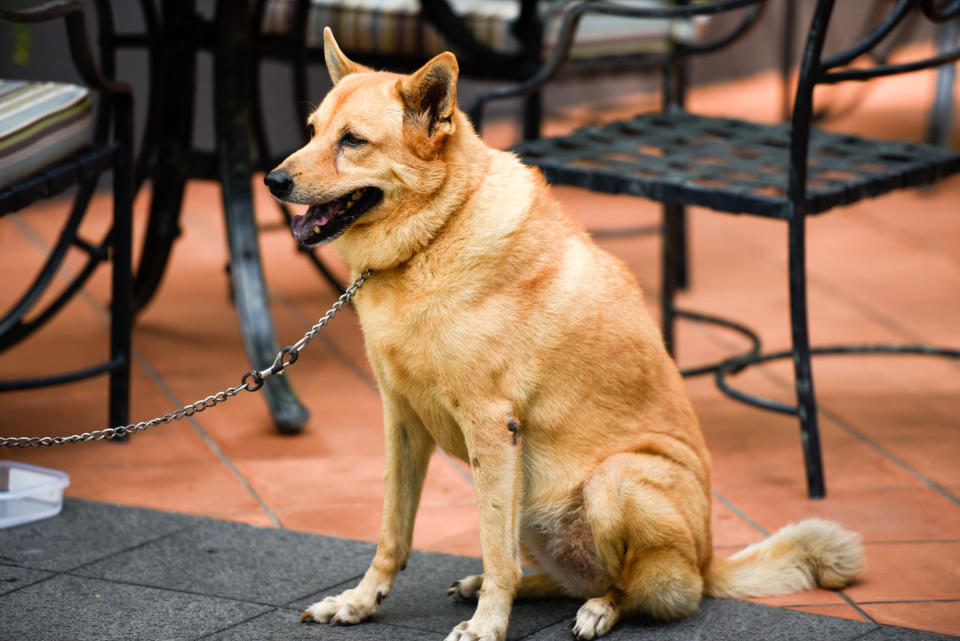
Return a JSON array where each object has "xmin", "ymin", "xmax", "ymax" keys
[{"xmin": 291, "ymin": 205, "xmax": 332, "ymax": 242}]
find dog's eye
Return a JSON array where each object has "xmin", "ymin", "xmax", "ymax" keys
[
  {"xmin": 340, "ymin": 132, "xmax": 367, "ymax": 148},
  {"xmin": 305, "ymin": 123, "xmax": 315, "ymax": 138}
]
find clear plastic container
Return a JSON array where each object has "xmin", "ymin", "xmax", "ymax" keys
[{"xmin": 0, "ymin": 461, "xmax": 70, "ymax": 528}]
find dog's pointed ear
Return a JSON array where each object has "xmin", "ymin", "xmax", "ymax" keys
[
  {"xmin": 324, "ymin": 28, "xmax": 369, "ymax": 85},
  {"xmin": 398, "ymin": 52, "xmax": 459, "ymax": 157}
]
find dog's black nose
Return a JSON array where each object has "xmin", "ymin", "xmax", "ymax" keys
[{"xmin": 264, "ymin": 169, "xmax": 293, "ymax": 198}]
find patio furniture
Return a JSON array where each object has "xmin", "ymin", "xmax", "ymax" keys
[
  {"xmin": 0, "ymin": 1, "xmax": 134, "ymax": 430},
  {"xmin": 472, "ymin": 0, "xmax": 960, "ymax": 498},
  {"xmin": 91, "ymin": 0, "xmax": 312, "ymax": 433}
]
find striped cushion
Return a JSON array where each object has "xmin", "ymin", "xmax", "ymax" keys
[
  {"xmin": 0, "ymin": 80, "xmax": 94, "ymax": 189},
  {"xmin": 262, "ymin": 0, "xmax": 704, "ymax": 61}
]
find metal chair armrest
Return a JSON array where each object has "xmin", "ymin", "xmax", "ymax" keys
[{"xmin": 0, "ymin": 0, "xmax": 129, "ymax": 98}]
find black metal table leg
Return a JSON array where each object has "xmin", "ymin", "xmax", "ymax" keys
[{"xmin": 214, "ymin": 0, "xmax": 309, "ymax": 433}]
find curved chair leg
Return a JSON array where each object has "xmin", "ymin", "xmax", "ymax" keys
[
  {"xmin": 216, "ymin": 0, "xmax": 309, "ymax": 433},
  {"xmin": 787, "ymin": 212, "xmax": 825, "ymax": 499},
  {"xmin": 132, "ymin": 0, "xmax": 196, "ymax": 313},
  {"xmin": 0, "ymin": 179, "xmax": 97, "ymax": 349},
  {"xmin": 133, "ymin": 171, "xmax": 189, "ymax": 312}
]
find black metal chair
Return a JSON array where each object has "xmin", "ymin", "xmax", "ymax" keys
[
  {"xmin": 472, "ymin": 0, "xmax": 960, "ymax": 498},
  {"xmin": 0, "ymin": 1, "xmax": 134, "ymax": 431}
]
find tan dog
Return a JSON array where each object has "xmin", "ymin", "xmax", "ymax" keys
[{"xmin": 265, "ymin": 29, "xmax": 865, "ymax": 641}]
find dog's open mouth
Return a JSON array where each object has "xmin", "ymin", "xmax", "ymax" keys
[{"xmin": 290, "ymin": 187, "xmax": 383, "ymax": 245}]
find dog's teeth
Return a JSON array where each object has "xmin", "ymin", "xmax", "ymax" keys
[
  {"xmin": 313, "ymin": 224, "xmax": 321, "ymax": 234},
  {"xmin": 351, "ymin": 190, "xmax": 363, "ymax": 201}
]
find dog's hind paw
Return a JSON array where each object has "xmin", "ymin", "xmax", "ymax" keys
[
  {"xmin": 447, "ymin": 574, "xmax": 484, "ymax": 603},
  {"xmin": 571, "ymin": 597, "xmax": 617, "ymax": 640}
]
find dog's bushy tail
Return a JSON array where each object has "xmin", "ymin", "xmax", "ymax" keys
[{"xmin": 705, "ymin": 518, "xmax": 865, "ymax": 598}]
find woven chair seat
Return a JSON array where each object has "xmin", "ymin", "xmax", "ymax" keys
[
  {"xmin": 261, "ymin": 0, "xmax": 705, "ymax": 61},
  {"xmin": 512, "ymin": 110, "xmax": 960, "ymax": 218},
  {"xmin": 0, "ymin": 80, "xmax": 94, "ymax": 190}
]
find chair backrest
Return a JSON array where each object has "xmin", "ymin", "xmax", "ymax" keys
[
  {"xmin": 788, "ymin": 0, "xmax": 960, "ymax": 204},
  {"xmin": 468, "ymin": 0, "xmax": 769, "ymax": 128}
]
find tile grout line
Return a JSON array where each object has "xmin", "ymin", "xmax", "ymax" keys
[
  {"xmin": 816, "ymin": 404, "xmax": 960, "ymax": 507},
  {"xmin": 712, "ymin": 490, "xmax": 770, "ymax": 537},
  {"xmin": 10, "ymin": 209, "xmax": 284, "ymax": 529},
  {"xmin": 62, "ymin": 516, "xmax": 202, "ymax": 575},
  {"xmin": 0, "ymin": 565, "xmax": 63, "ymax": 600},
  {"xmin": 192, "ymin": 607, "xmax": 284, "ymax": 641},
  {"xmin": 836, "ymin": 591, "xmax": 877, "ymax": 625},
  {"xmin": 848, "ymin": 627, "xmax": 885, "ymax": 641},
  {"xmin": 856, "ymin": 598, "xmax": 960, "ymax": 605},
  {"xmin": 849, "ymin": 208, "xmax": 960, "ymax": 273},
  {"xmin": 63, "ymin": 569, "xmax": 281, "ymax": 608}
]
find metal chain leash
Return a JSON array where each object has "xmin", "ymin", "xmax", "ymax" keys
[{"xmin": 0, "ymin": 270, "xmax": 372, "ymax": 448}]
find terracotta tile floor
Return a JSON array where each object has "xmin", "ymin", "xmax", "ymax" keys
[{"xmin": 2, "ymin": 61, "xmax": 959, "ymax": 637}]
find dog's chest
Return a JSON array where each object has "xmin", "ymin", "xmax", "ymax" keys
[
  {"xmin": 360, "ymin": 297, "xmax": 483, "ymax": 458},
  {"xmin": 367, "ymin": 312, "xmax": 458, "ymax": 389},
  {"xmin": 359, "ymin": 282, "xmax": 503, "ymax": 389}
]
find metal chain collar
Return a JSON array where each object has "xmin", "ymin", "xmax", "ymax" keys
[{"xmin": 0, "ymin": 270, "xmax": 372, "ymax": 448}]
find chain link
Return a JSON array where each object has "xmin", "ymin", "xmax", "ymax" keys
[{"xmin": 0, "ymin": 270, "xmax": 372, "ymax": 448}]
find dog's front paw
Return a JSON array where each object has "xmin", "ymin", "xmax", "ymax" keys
[
  {"xmin": 300, "ymin": 588, "xmax": 381, "ymax": 626},
  {"xmin": 571, "ymin": 597, "xmax": 617, "ymax": 640},
  {"xmin": 443, "ymin": 618, "xmax": 506, "ymax": 641},
  {"xmin": 447, "ymin": 574, "xmax": 484, "ymax": 603}
]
